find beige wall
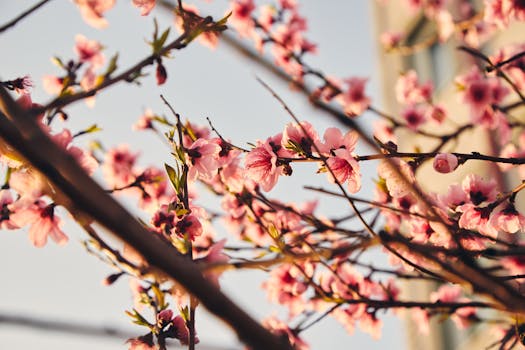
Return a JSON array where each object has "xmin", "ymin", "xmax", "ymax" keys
[{"xmin": 371, "ymin": 2, "xmax": 525, "ymax": 349}]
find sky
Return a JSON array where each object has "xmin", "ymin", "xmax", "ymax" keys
[{"xmin": 0, "ymin": 1, "xmax": 405, "ymax": 349}]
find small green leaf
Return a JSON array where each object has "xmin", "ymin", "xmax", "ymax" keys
[
  {"xmin": 165, "ymin": 163, "xmax": 180, "ymax": 192},
  {"xmin": 51, "ymin": 56, "xmax": 65, "ymax": 68},
  {"xmin": 151, "ymin": 284, "xmax": 166, "ymax": 309},
  {"xmin": 104, "ymin": 53, "xmax": 119, "ymax": 78}
]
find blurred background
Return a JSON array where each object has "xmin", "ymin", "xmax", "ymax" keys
[{"xmin": 0, "ymin": 1, "xmax": 406, "ymax": 349}]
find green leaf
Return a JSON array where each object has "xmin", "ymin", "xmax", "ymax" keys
[
  {"xmin": 165, "ymin": 163, "xmax": 180, "ymax": 192},
  {"xmin": 51, "ymin": 56, "xmax": 65, "ymax": 69},
  {"xmin": 104, "ymin": 53, "xmax": 119, "ymax": 78},
  {"xmin": 151, "ymin": 284, "xmax": 166, "ymax": 309}
]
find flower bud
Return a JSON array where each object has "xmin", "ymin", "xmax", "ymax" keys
[
  {"xmin": 433, "ymin": 153, "xmax": 458, "ymax": 173},
  {"xmin": 156, "ymin": 61, "xmax": 167, "ymax": 85}
]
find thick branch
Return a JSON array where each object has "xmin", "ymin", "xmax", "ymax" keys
[{"xmin": 0, "ymin": 86, "xmax": 292, "ymax": 350}]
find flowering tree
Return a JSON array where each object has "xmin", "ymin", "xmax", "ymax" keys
[{"xmin": 1, "ymin": 0, "xmax": 525, "ymax": 349}]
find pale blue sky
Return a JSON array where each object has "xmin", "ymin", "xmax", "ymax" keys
[{"xmin": 0, "ymin": 1, "xmax": 405, "ymax": 349}]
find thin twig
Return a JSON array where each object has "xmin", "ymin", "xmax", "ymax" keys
[{"xmin": 0, "ymin": 0, "xmax": 52, "ymax": 34}]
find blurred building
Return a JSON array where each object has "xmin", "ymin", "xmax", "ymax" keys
[{"xmin": 371, "ymin": 1, "xmax": 525, "ymax": 349}]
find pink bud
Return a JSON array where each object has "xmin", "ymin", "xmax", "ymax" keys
[
  {"xmin": 433, "ymin": 153, "xmax": 458, "ymax": 173},
  {"xmin": 156, "ymin": 61, "xmax": 167, "ymax": 85},
  {"xmin": 157, "ymin": 309, "xmax": 174, "ymax": 325}
]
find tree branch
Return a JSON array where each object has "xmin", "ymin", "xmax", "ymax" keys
[
  {"xmin": 0, "ymin": 0, "xmax": 53, "ymax": 34},
  {"xmin": 0, "ymin": 86, "xmax": 293, "ymax": 350}
]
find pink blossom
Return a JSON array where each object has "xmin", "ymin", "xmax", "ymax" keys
[
  {"xmin": 489, "ymin": 202, "xmax": 525, "ymax": 233},
  {"xmin": 229, "ymin": 0, "xmax": 256, "ymax": 37},
  {"xmin": 74, "ymin": 0, "xmax": 116, "ymax": 28},
  {"xmin": 170, "ymin": 315, "xmax": 195, "ymax": 345},
  {"xmin": 395, "ymin": 70, "xmax": 433, "ymax": 105},
  {"xmin": 373, "ymin": 120, "xmax": 396, "ymax": 144},
  {"xmin": 319, "ymin": 128, "xmax": 359, "ymax": 154},
  {"xmin": 337, "ymin": 77, "xmax": 370, "ymax": 117},
  {"xmin": 9, "ymin": 169, "xmax": 47, "ymax": 200},
  {"xmin": 258, "ymin": 5, "xmax": 276, "ymax": 31},
  {"xmin": 380, "ymin": 31, "xmax": 404, "ymax": 50},
  {"xmin": 412, "ymin": 308, "xmax": 430, "ymax": 334},
  {"xmin": 133, "ymin": 0, "xmax": 156, "ymax": 16},
  {"xmin": 279, "ymin": 0, "xmax": 298, "ymax": 10},
  {"xmin": 103, "ymin": 145, "xmax": 139, "ymax": 188},
  {"xmin": 42, "ymin": 75, "xmax": 64, "ymax": 95},
  {"xmin": 433, "ymin": 153, "xmax": 458, "ymax": 173},
  {"xmin": 501, "ymin": 256, "xmax": 525, "ymax": 274},
  {"xmin": 458, "ymin": 203, "xmax": 498, "ymax": 238},
  {"xmin": 457, "ymin": 66, "xmax": 509, "ymax": 125},
  {"xmin": 401, "ymin": 105, "xmax": 426, "ymax": 131},
  {"xmin": 245, "ymin": 135, "xmax": 289, "ymax": 192},
  {"xmin": 174, "ymin": 214, "xmax": 203, "ymax": 241},
  {"xmin": 484, "ymin": 0, "xmax": 525, "ymax": 28},
  {"xmin": 431, "ymin": 284, "xmax": 461, "ymax": 303},
  {"xmin": 10, "ymin": 201, "xmax": 67, "ymax": 247},
  {"xmin": 462, "ymin": 174, "xmax": 497, "ymax": 205},
  {"xmin": 263, "ymin": 317, "xmax": 309, "ymax": 350},
  {"xmin": 75, "ymin": 35, "xmax": 104, "ymax": 68},
  {"xmin": 262, "ymin": 264, "xmax": 309, "ymax": 317},
  {"xmin": 186, "ymin": 138, "xmax": 220, "ymax": 181},
  {"xmin": 377, "ymin": 159, "xmax": 416, "ymax": 198},
  {"xmin": 133, "ymin": 109, "xmax": 156, "ymax": 131},
  {"xmin": 436, "ymin": 10, "xmax": 455, "ymax": 42},
  {"xmin": 325, "ymin": 148, "xmax": 361, "ymax": 193},
  {"xmin": 359, "ymin": 312, "xmax": 383, "ymax": 339},
  {"xmin": 127, "ymin": 333, "xmax": 155, "ymax": 350},
  {"xmin": 174, "ymin": 4, "xmax": 219, "ymax": 49},
  {"xmin": 281, "ymin": 121, "xmax": 320, "ymax": 156},
  {"xmin": 425, "ymin": 104, "xmax": 447, "ymax": 124},
  {"xmin": 52, "ymin": 129, "xmax": 98, "ymax": 175}
]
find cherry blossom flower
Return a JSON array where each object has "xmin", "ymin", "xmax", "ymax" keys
[
  {"xmin": 133, "ymin": 0, "xmax": 156, "ymax": 16},
  {"xmin": 103, "ymin": 145, "xmax": 139, "ymax": 188},
  {"xmin": 75, "ymin": 34, "xmax": 105, "ymax": 68},
  {"xmin": 433, "ymin": 153, "xmax": 458, "ymax": 173},
  {"xmin": 186, "ymin": 138, "xmax": 220, "ymax": 181},
  {"xmin": 42, "ymin": 75, "xmax": 65, "ymax": 95},
  {"xmin": 377, "ymin": 159, "xmax": 416, "ymax": 198},
  {"xmin": 489, "ymin": 202, "xmax": 525, "ymax": 234},
  {"xmin": 462, "ymin": 174, "xmax": 497, "ymax": 205},
  {"xmin": 74, "ymin": 0, "xmax": 116, "ymax": 28},
  {"xmin": 319, "ymin": 128, "xmax": 359, "ymax": 154},
  {"xmin": 412, "ymin": 308, "xmax": 430, "ymax": 334},
  {"xmin": 127, "ymin": 333, "xmax": 156, "ymax": 350},
  {"xmin": 337, "ymin": 77, "xmax": 370, "ymax": 117},
  {"xmin": 263, "ymin": 263, "xmax": 309, "ymax": 317},
  {"xmin": 380, "ymin": 31, "xmax": 404, "ymax": 51},
  {"xmin": 436, "ymin": 10, "xmax": 455, "ymax": 42},
  {"xmin": 281, "ymin": 121, "xmax": 321, "ymax": 156},
  {"xmin": 245, "ymin": 134, "xmax": 290, "ymax": 192},
  {"xmin": 456, "ymin": 66, "xmax": 509, "ymax": 126},
  {"xmin": 174, "ymin": 214, "xmax": 203, "ymax": 241},
  {"xmin": 10, "ymin": 201, "xmax": 67, "ymax": 247},
  {"xmin": 484, "ymin": 0, "xmax": 525, "ymax": 28},
  {"xmin": 401, "ymin": 105, "xmax": 426, "ymax": 131},
  {"xmin": 133, "ymin": 109, "xmax": 156, "ymax": 131},
  {"xmin": 52, "ymin": 129, "xmax": 98, "ymax": 175},
  {"xmin": 229, "ymin": 0, "xmax": 256, "ymax": 37},
  {"xmin": 395, "ymin": 70, "xmax": 433, "ymax": 105},
  {"xmin": 263, "ymin": 317, "xmax": 309, "ymax": 350},
  {"xmin": 325, "ymin": 148, "xmax": 362, "ymax": 193},
  {"xmin": 175, "ymin": 4, "xmax": 219, "ymax": 49}
]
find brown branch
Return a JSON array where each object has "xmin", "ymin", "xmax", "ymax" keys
[
  {"xmin": 0, "ymin": 86, "xmax": 293, "ymax": 350},
  {"xmin": 0, "ymin": 0, "xmax": 53, "ymax": 34}
]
